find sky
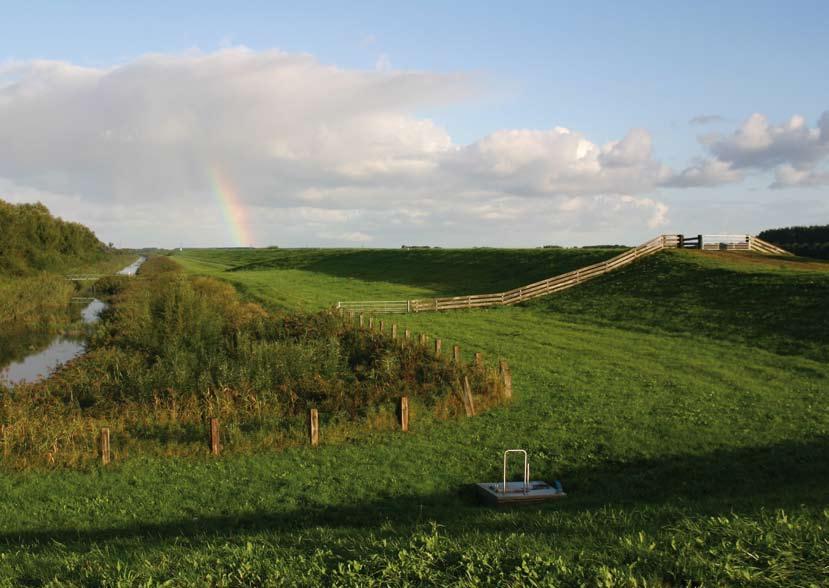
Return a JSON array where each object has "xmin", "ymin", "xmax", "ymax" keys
[{"xmin": 1, "ymin": 0, "xmax": 827, "ymax": 248}]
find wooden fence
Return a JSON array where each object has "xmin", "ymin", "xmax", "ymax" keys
[
  {"xmin": 748, "ymin": 236, "xmax": 791, "ymax": 255},
  {"xmin": 336, "ymin": 233, "xmax": 791, "ymax": 314},
  {"xmin": 4, "ymin": 313, "xmax": 511, "ymax": 465}
]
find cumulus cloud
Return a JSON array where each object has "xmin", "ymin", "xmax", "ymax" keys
[
  {"xmin": 709, "ymin": 113, "xmax": 829, "ymax": 170},
  {"xmin": 0, "ymin": 48, "xmax": 672, "ymax": 246},
  {"xmin": 663, "ymin": 158, "xmax": 743, "ymax": 188},
  {"xmin": 446, "ymin": 126, "xmax": 671, "ymax": 197},
  {"xmin": 672, "ymin": 111, "xmax": 829, "ymax": 188},
  {"xmin": 771, "ymin": 164, "xmax": 829, "ymax": 188}
]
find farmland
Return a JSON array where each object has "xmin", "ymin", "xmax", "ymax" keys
[{"xmin": 1, "ymin": 246, "xmax": 827, "ymax": 585}]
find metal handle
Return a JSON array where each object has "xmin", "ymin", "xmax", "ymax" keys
[{"xmin": 503, "ymin": 449, "xmax": 529, "ymax": 494}]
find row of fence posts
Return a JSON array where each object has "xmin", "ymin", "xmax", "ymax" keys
[
  {"xmin": 348, "ymin": 310, "xmax": 513, "ymax": 419},
  {"xmin": 1, "ymin": 311, "xmax": 514, "ymax": 465}
]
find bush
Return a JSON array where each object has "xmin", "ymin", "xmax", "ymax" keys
[{"xmin": 4, "ymin": 256, "xmax": 505, "ymax": 466}]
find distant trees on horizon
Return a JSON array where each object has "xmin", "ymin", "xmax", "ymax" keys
[{"xmin": 759, "ymin": 224, "xmax": 829, "ymax": 259}]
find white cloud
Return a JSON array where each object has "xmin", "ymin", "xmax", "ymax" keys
[
  {"xmin": 771, "ymin": 164, "xmax": 829, "ymax": 188},
  {"xmin": 709, "ymin": 112, "xmax": 828, "ymax": 169},
  {"xmin": 670, "ymin": 111, "xmax": 829, "ymax": 189},
  {"xmin": 0, "ymin": 48, "xmax": 673, "ymax": 247},
  {"xmin": 663, "ymin": 158, "xmax": 743, "ymax": 187},
  {"xmin": 446, "ymin": 126, "xmax": 671, "ymax": 197},
  {"xmin": 375, "ymin": 54, "xmax": 392, "ymax": 72}
]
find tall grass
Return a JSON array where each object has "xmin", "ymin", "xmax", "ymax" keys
[
  {"xmin": 0, "ymin": 257, "xmax": 504, "ymax": 467},
  {"xmin": 0, "ymin": 273, "xmax": 75, "ymax": 330}
]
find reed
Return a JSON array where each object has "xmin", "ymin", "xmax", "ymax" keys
[{"xmin": 1, "ymin": 257, "xmax": 504, "ymax": 468}]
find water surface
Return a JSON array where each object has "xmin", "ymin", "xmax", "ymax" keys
[
  {"xmin": 0, "ymin": 298, "xmax": 105, "ymax": 386},
  {"xmin": 0, "ymin": 257, "xmax": 144, "ymax": 387}
]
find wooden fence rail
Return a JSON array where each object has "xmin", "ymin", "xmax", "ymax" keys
[{"xmin": 336, "ymin": 233, "xmax": 791, "ymax": 314}]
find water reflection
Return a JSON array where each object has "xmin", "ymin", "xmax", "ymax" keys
[
  {"xmin": 0, "ymin": 257, "xmax": 144, "ymax": 387},
  {"xmin": 80, "ymin": 298, "xmax": 107, "ymax": 323},
  {"xmin": 118, "ymin": 256, "xmax": 146, "ymax": 276},
  {"xmin": 0, "ymin": 297, "xmax": 105, "ymax": 386}
]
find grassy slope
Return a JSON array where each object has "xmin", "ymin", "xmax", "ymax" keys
[
  {"xmin": 174, "ymin": 246, "xmax": 625, "ymax": 309},
  {"xmin": 1, "ymin": 248, "xmax": 827, "ymax": 584}
]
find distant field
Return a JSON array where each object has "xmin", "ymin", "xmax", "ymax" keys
[{"xmin": 2, "ymin": 247, "xmax": 827, "ymax": 585}]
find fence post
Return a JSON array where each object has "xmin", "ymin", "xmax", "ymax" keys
[
  {"xmin": 1, "ymin": 424, "xmax": 8, "ymax": 458},
  {"xmin": 392, "ymin": 324, "xmax": 398, "ymax": 339},
  {"xmin": 499, "ymin": 360, "xmax": 513, "ymax": 400},
  {"xmin": 453, "ymin": 345, "xmax": 461, "ymax": 364},
  {"xmin": 399, "ymin": 396, "xmax": 409, "ymax": 432},
  {"xmin": 462, "ymin": 376, "xmax": 476, "ymax": 417},
  {"xmin": 405, "ymin": 329, "xmax": 411, "ymax": 341},
  {"xmin": 697, "ymin": 234, "xmax": 703, "ymax": 249},
  {"xmin": 359, "ymin": 314, "xmax": 364, "ymax": 328},
  {"xmin": 99, "ymin": 428, "xmax": 111, "ymax": 465},
  {"xmin": 379, "ymin": 320, "xmax": 385, "ymax": 334},
  {"xmin": 209, "ymin": 418, "xmax": 220, "ymax": 455},
  {"xmin": 474, "ymin": 352, "xmax": 483, "ymax": 368},
  {"xmin": 309, "ymin": 408, "xmax": 319, "ymax": 447},
  {"xmin": 419, "ymin": 333, "xmax": 427, "ymax": 346},
  {"xmin": 434, "ymin": 338, "xmax": 442, "ymax": 356},
  {"xmin": 677, "ymin": 234, "xmax": 684, "ymax": 248},
  {"xmin": 368, "ymin": 317, "xmax": 374, "ymax": 330}
]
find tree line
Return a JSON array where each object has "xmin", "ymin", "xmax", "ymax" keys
[
  {"xmin": 0, "ymin": 198, "xmax": 107, "ymax": 276},
  {"xmin": 759, "ymin": 224, "xmax": 829, "ymax": 259}
]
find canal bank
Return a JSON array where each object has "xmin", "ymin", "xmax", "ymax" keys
[{"xmin": 0, "ymin": 257, "xmax": 145, "ymax": 386}]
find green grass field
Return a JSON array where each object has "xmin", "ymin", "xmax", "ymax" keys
[{"xmin": 1, "ymin": 247, "xmax": 827, "ymax": 585}]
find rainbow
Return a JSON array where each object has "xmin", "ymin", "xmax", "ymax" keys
[{"xmin": 208, "ymin": 167, "xmax": 255, "ymax": 247}]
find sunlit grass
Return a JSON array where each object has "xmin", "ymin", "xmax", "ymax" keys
[{"xmin": 1, "ymin": 247, "xmax": 827, "ymax": 585}]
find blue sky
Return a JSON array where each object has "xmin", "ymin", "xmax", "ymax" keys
[{"xmin": 1, "ymin": 1, "xmax": 827, "ymax": 247}]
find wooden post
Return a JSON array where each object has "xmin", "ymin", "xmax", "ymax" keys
[
  {"xmin": 391, "ymin": 324, "xmax": 398, "ymax": 339},
  {"xmin": 474, "ymin": 352, "xmax": 483, "ymax": 368},
  {"xmin": 404, "ymin": 329, "xmax": 411, "ymax": 341},
  {"xmin": 419, "ymin": 333, "xmax": 427, "ymax": 346},
  {"xmin": 499, "ymin": 359, "xmax": 513, "ymax": 400},
  {"xmin": 697, "ymin": 234, "xmax": 703, "ymax": 249},
  {"xmin": 209, "ymin": 418, "xmax": 220, "ymax": 455},
  {"xmin": 462, "ymin": 376, "xmax": 476, "ymax": 417},
  {"xmin": 453, "ymin": 344, "xmax": 461, "ymax": 364},
  {"xmin": 359, "ymin": 314, "xmax": 364, "ymax": 328},
  {"xmin": 368, "ymin": 317, "xmax": 374, "ymax": 330},
  {"xmin": 309, "ymin": 408, "xmax": 319, "ymax": 447},
  {"xmin": 434, "ymin": 338, "xmax": 442, "ymax": 356},
  {"xmin": 399, "ymin": 396, "xmax": 409, "ymax": 432},
  {"xmin": 677, "ymin": 234, "xmax": 684, "ymax": 248},
  {"xmin": 379, "ymin": 320, "xmax": 385, "ymax": 334},
  {"xmin": 99, "ymin": 428, "xmax": 111, "ymax": 465}
]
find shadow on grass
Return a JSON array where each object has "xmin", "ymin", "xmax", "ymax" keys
[
  {"xmin": 225, "ymin": 248, "xmax": 625, "ymax": 297},
  {"xmin": 531, "ymin": 251, "xmax": 829, "ymax": 362},
  {"xmin": 2, "ymin": 436, "xmax": 826, "ymax": 550}
]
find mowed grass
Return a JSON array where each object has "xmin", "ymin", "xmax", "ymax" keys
[
  {"xmin": 1, "ymin": 247, "xmax": 828, "ymax": 585},
  {"xmin": 174, "ymin": 246, "xmax": 625, "ymax": 310}
]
